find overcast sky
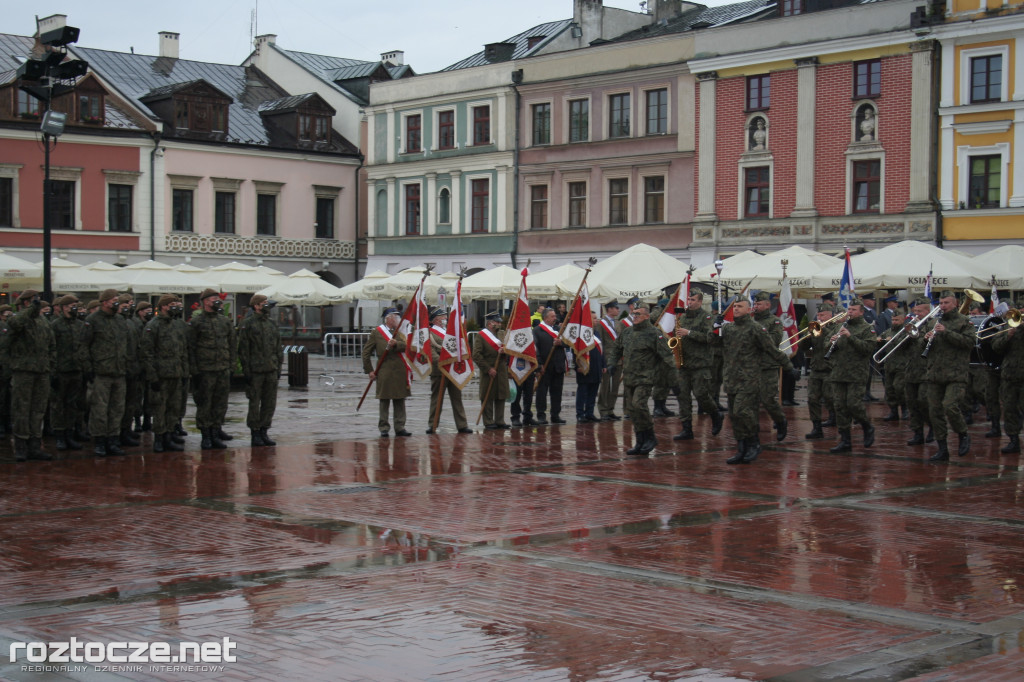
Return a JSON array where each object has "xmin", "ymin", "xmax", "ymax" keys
[{"xmin": 7, "ymin": 0, "xmax": 726, "ymax": 73}]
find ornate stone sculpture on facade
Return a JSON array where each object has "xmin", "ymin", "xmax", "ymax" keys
[{"xmin": 749, "ymin": 117, "xmax": 767, "ymax": 151}]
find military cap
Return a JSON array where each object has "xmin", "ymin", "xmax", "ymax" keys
[
  {"xmin": 821, "ymin": 293, "xmax": 835, "ymax": 302},
  {"xmin": 156, "ymin": 294, "xmax": 179, "ymax": 308},
  {"xmin": 753, "ymin": 291, "xmax": 771, "ymax": 302},
  {"xmin": 0, "ymin": 304, "xmax": 11, "ymax": 314},
  {"xmin": 136, "ymin": 301, "xmax": 152, "ymax": 312},
  {"xmin": 117, "ymin": 293, "xmax": 134, "ymax": 304},
  {"xmin": 938, "ymin": 290, "xmax": 955, "ymax": 300},
  {"xmin": 428, "ymin": 307, "xmax": 444, "ymax": 320},
  {"xmin": 199, "ymin": 288, "xmax": 220, "ymax": 301},
  {"xmin": 627, "ymin": 296, "xmax": 641, "ymax": 307},
  {"xmin": 605, "ymin": 300, "xmax": 620, "ymax": 310},
  {"xmin": 99, "ymin": 289, "xmax": 119, "ymax": 303},
  {"xmin": 884, "ymin": 295, "xmax": 899, "ymax": 304},
  {"xmin": 848, "ymin": 297, "xmax": 864, "ymax": 307},
  {"xmin": 819, "ymin": 303, "xmax": 835, "ymax": 313},
  {"xmin": 87, "ymin": 300, "xmax": 101, "ymax": 311},
  {"xmin": 861, "ymin": 291, "xmax": 875, "ymax": 301},
  {"xmin": 17, "ymin": 289, "xmax": 39, "ymax": 301},
  {"xmin": 54, "ymin": 294, "xmax": 78, "ymax": 306},
  {"xmin": 250, "ymin": 294, "xmax": 268, "ymax": 307},
  {"xmin": 485, "ymin": 311, "xmax": 502, "ymax": 322},
  {"xmin": 382, "ymin": 307, "xmax": 399, "ymax": 318}
]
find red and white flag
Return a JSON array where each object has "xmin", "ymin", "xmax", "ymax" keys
[
  {"xmin": 398, "ymin": 280, "xmax": 431, "ymax": 379},
  {"xmin": 560, "ymin": 283, "xmax": 596, "ymax": 374},
  {"xmin": 990, "ymin": 279, "xmax": 999, "ymax": 314},
  {"xmin": 439, "ymin": 280, "xmax": 474, "ymax": 390},
  {"xmin": 505, "ymin": 267, "xmax": 538, "ymax": 386},
  {"xmin": 657, "ymin": 273, "xmax": 690, "ymax": 334},
  {"xmin": 776, "ymin": 276, "xmax": 799, "ymax": 356}
]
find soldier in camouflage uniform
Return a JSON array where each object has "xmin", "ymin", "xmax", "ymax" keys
[
  {"xmin": 0, "ymin": 304, "xmax": 12, "ymax": 437},
  {"xmin": 650, "ymin": 297, "xmax": 677, "ymax": 418},
  {"xmin": 993, "ymin": 310, "xmax": 1023, "ymax": 453},
  {"xmin": 80, "ymin": 289, "xmax": 130, "ymax": 457},
  {"xmin": 709, "ymin": 301, "xmax": 725, "ymax": 411},
  {"xmin": 189, "ymin": 288, "xmax": 237, "ymax": 449},
  {"xmin": 472, "ymin": 312, "xmax": 509, "ymax": 430},
  {"xmin": 923, "ymin": 290, "xmax": 976, "ymax": 461},
  {"xmin": 141, "ymin": 295, "xmax": 189, "ymax": 453},
  {"xmin": 716, "ymin": 298, "xmax": 793, "ymax": 464},
  {"xmin": 132, "ymin": 301, "xmax": 154, "ymax": 433},
  {"xmin": 49, "ymin": 295, "xmax": 85, "ymax": 451},
  {"xmin": 604, "ymin": 305, "xmax": 676, "ymax": 457},
  {"xmin": 670, "ymin": 291, "xmax": 723, "ymax": 440},
  {"xmin": 826, "ymin": 299, "xmax": 877, "ymax": 453},
  {"xmin": 595, "ymin": 301, "xmax": 622, "ymax": 421},
  {"xmin": 903, "ymin": 300, "xmax": 933, "ymax": 446},
  {"xmin": 6, "ymin": 290, "xmax": 56, "ymax": 461},
  {"xmin": 116, "ymin": 294, "xmax": 142, "ymax": 448},
  {"xmin": 752, "ymin": 292, "xmax": 789, "ymax": 441},
  {"xmin": 799, "ymin": 304, "xmax": 837, "ymax": 439},
  {"xmin": 980, "ymin": 304, "xmax": 1008, "ymax": 440},
  {"xmin": 238, "ymin": 294, "xmax": 282, "ymax": 446},
  {"xmin": 879, "ymin": 309, "xmax": 911, "ymax": 422}
]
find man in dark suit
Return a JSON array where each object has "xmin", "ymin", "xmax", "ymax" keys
[{"xmin": 533, "ymin": 307, "xmax": 568, "ymax": 424}]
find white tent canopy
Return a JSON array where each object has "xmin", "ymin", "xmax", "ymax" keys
[
  {"xmin": 116, "ymin": 260, "xmax": 216, "ymax": 294},
  {"xmin": 460, "ymin": 265, "xmax": 524, "ymax": 300},
  {"xmin": 811, "ymin": 240, "xmax": 979, "ymax": 291},
  {"xmin": 970, "ymin": 245, "xmax": 1024, "ymax": 289},
  {"xmin": 359, "ymin": 266, "xmax": 460, "ymax": 301},
  {"xmin": 253, "ymin": 268, "xmax": 347, "ymax": 306},
  {"xmin": 203, "ymin": 261, "xmax": 285, "ymax": 294},
  {"xmin": 37, "ymin": 258, "xmax": 124, "ymax": 292},
  {"xmin": 716, "ymin": 246, "xmax": 841, "ymax": 292},
  {"xmin": 565, "ymin": 243, "xmax": 689, "ymax": 301},
  {"xmin": 0, "ymin": 249, "xmax": 43, "ymax": 287},
  {"xmin": 335, "ymin": 270, "xmax": 390, "ymax": 302},
  {"xmin": 525, "ymin": 263, "xmax": 586, "ymax": 298}
]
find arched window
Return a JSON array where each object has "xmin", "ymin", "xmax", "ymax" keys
[{"xmin": 438, "ymin": 187, "xmax": 451, "ymax": 224}]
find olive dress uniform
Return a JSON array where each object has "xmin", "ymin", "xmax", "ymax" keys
[
  {"xmin": 238, "ymin": 300, "xmax": 283, "ymax": 445},
  {"xmin": 141, "ymin": 302, "xmax": 189, "ymax": 452},
  {"xmin": 362, "ymin": 323, "xmax": 410, "ymax": 435},
  {"xmin": 427, "ymin": 322, "xmax": 469, "ymax": 433},
  {"xmin": 472, "ymin": 326, "xmax": 509, "ymax": 429}
]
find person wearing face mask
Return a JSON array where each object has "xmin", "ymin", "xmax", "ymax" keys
[
  {"xmin": 188, "ymin": 288, "xmax": 236, "ymax": 449},
  {"xmin": 49, "ymin": 295, "xmax": 85, "ymax": 452},
  {"xmin": 237, "ymin": 294, "xmax": 282, "ymax": 446},
  {"xmin": 79, "ymin": 289, "xmax": 130, "ymax": 457},
  {"xmin": 114, "ymin": 294, "xmax": 142, "ymax": 449},
  {"xmin": 132, "ymin": 301, "xmax": 154, "ymax": 434},
  {"xmin": 141, "ymin": 295, "xmax": 189, "ymax": 453},
  {"xmin": 6, "ymin": 290, "xmax": 56, "ymax": 461}
]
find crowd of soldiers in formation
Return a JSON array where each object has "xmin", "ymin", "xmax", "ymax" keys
[
  {"xmin": 2, "ymin": 287, "xmax": 282, "ymax": 462},
  {"xmin": 364, "ymin": 287, "xmax": 1024, "ymax": 465}
]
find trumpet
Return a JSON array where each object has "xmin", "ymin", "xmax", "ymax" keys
[
  {"xmin": 923, "ymin": 289, "xmax": 985, "ymax": 358},
  {"xmin": 780, "ymin": 311, "xmax": 848, "ymax": 353},
  {"xmin": 873, "ymin": 306, "xmax": 940, "ymax": 363},
  {"xmin": 977, "ymin": 309, "xmax": 1022, "ymax": 340}
]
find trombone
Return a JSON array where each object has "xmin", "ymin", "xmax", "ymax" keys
[
  {"xmin": 977, "ymin": 309, "xmax": 1022, "ymax": 340},
  {"xmin": 873, "ymin": 305, "xmax": 940, "ymax": 363},
  {"xmin": 780, "ymin": 311, "xmax": 848, "ymax": 353}
]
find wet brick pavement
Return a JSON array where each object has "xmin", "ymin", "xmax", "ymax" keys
[{"xmin": 1, "ymin": 359, "xmax": 1023, "ymax": 681}]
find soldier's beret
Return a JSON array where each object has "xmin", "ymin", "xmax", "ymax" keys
[
  {"xmin": 17, "ymin": 289, "xmax": 39, "ymax": 301},
  {"xmin": 0, "ymin": 304, "xmax": 11, "ymax": 314},
  {"xmin": 485, "ymin": 311, "xmax": 502, "ymax": 322},
  {"xmin": 54, "ymin": 295, "xmax": 79, "ymax": 306},
  {"xmin": 87, "ymin": 300, "xmax": 101, "ymax": 310},
  {"xmin": 157, "ymin": 294, "xmax": 179, "ymax": 308},
  {"xmin": 250, "ymin": 294, "xmax": 268, "ymax": 307},
  {"xmin": 605, "ymin": 300, "xmax": 620, "ymax": 310},
  {"xmin": 199, "ymin": 288, "xmax": 220, "ymax": 301},
  {"xmin": 117, "ymin": 294, "xmax": 133, "ymax": 304},
  {"xmin": 382, "ymin": 307, "xmax": 399, "ymax": 318},
  {"xmin": 99, "ymin": 289, "xmax": 119, "ymax": 303},
  {"xmin": 861, "ymin": 291, "xmax": 875, "ymax": 300},
  {"xmin": 136, "ymin": 301, "xmax": 152, "ymax": 312},
  {"xmin": 938, "ymin": 290, "xmax": 955, "ymax": 299},
  {"xmin": 753, "ymin": 291, "xmax": 771, "ymax": 302}
]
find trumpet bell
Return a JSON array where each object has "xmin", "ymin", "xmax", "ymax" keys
[{"xmin": 667, "ymin": 337, "xmax": 679, "ymax": 349}]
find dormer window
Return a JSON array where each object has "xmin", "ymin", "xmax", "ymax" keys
[
  {"xmin": 79, "ymin": 93, "xmax": 103, "ymax": 124},
  {"xmin": 16, "ymin": 90, "xmax": 42, "ymax": 119},
  {"xmin": 299, "ymin": 113, "xmax": 330, "ymax": 143},
  {"xmin": 173, "ymin": 95, "xmax": 228, "ymax": 132},
  {"xmin": 780, "ymin": 0, "xmax": 802, "ymax": 15}
]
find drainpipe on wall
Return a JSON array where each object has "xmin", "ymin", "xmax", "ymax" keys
[
  {"xmin": 930, "ymin": 41, "xmax": 943, "ymax": 249},
  {"xmin": 353, "ymin": 153, "xmax": 364, "ymax": 331},
  {"xmin": 149, "ymin": 132, "xmax": 161, "ymax": 261},
  {"xmin": 510, "ymin": 69, "xmax": 523, "ymax": 268}
]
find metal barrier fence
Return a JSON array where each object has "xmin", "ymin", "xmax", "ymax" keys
[{"xmin": 321, "ymin": 331, "xmax": 480, "ymax": 385}]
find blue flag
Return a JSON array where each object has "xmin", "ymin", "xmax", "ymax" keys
[{"xmin": 838, "ymin": 248, "xmax": 855, "ymax": 307}]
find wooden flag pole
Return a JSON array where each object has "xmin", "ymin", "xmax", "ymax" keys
[{"xmin": 474, "ymin": 264, "xmax": 532, "ymax": 425}]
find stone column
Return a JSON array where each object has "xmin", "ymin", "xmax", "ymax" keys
[
  {"xmin": 791, "ymin": 57, "xmax": 818, "ymax": 217},
  {"xmin": 425, "ymin": 172, "xmax": 437, "ymax": 235},
  {"xmin": 495, "ymin": 166, "xmax": 508, "ymax": 233},
  {"xmin": 385, "ymin": 177, "xmax": 396, "ymax": 237},
  {"xmin": 906, "ymin": 40, "xmax": 937, "ymax": 212},
  {"xmin": 450, "ymin": 170, "xmax": 462, "ymax": 234},
  {"xmin": 694, "ymin": 72, "xmax": 718, "ymax": 225}
]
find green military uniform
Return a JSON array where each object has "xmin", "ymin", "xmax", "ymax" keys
[
  {"xmin": 904, "ymin": 313, "xmax": 933, "ymax": 444},
  {"xmin": 79, "ymin": 290, "xmax": 130, "ymax": 456},
  {"xmin": 671, "ymin": 305, "xmax": 722, "ymax": 439},
  {"xmin": 798, "ymin": 307, "xmax": 837, "ymax": 437},
  {"xmin": 752, "ymin": 296, "xmax": 787, "ymax": 430},
  {"xmin": 0, "ymin": 305, "xmax": 13, "ymax": 436},
  {"xmin": 130, "ymin": 303, "xmax": 153, "ymax": 432},
  {"xmin": 362, "ymin": 316, "xmax": 410, "ymax": 435},
  {"xmin": 6, "ymin": 292, "xmax": 56, "ymax": 460},
  {"xmin": 141, "ymin": 296, "xmax": 190, "ymax": 452},
  {"xmin": 238, "ymin": 296, "xmax": 283, "ymax": 445},
  {"xmin": 427, "ymin": 319, "xmax": 469, "ymax": 433},
  {"xmin": 979, "ymin": 312, "xmax": 1006, "ymax": 438},
  {"xmin": 189, "ymin": 290, "xmax": 237, "ymax": 448},
  {"xmin": 596, "ymin": 306, "xmax": 622, "ymax": 420},
  {"xmin": 880, "ymin": 321, "xmax": 912, "ymax": 420},
  {"xmin": 718, "ymin": 311, "xmax": 792, "ymax": 463},
  {"xmin": 119, "ymin": 297, "xmax": 143, "ymax": 445},
  {"xmin": 472, "ymin": 321, "xmax": 508, "ymax": 429},
  {"xmin": 993, "ymin": 324, "xmax": 1023, "ymax": 453},
  {"xmin": 650, "ymin": 302, "xmax": 677, "ymax": 416},
  {"xmin": 49, "ymin": 296, "xmax": 85, "ymax": 450},
  {"xmin": 826, "ymin": 305, "xmax": 876, "ymax": 451},
  {"xmin": 924, "ymin": 296, "xmax": 976, "ymax": 459}
]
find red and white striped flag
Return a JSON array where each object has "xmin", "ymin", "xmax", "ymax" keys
[
  {"xmin": 398, "ymin": 280, "xmax": 431, "ymax": 379},
  {"xmin": 657, "ymin": 273, "xmax": 690, "ymax": 334},
  {"xmin": 505, "ymin": 267, "xmax": 538, "ymax": 386},
  {"xmin": 560, "ymin": 283, "xmax": 596, "ymax": 374},
  {"xmin": 439, "ymin": 280, "xmax": 474, "ymax": 389}
]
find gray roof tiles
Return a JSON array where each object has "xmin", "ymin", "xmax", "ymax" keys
[{"xmin": 442, "ymin": 19, "xmax": 574, "ymax": 71}]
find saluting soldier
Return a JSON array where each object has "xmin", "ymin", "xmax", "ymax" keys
[
  {"xmin": 923, "ymin": 290, "xmax": 976, "ymax": 461},
  {"xmin": 826, "ymin": 298, "xmax": 876, "ymax": 453},
  {"xmin": 800, "ymin": 303, "xmax": 837, "ymax": 439},
  {"xmin": 80, "ymin": 289, "xmax": 129, "ymax": 457},
  {"xmin": 671, "ymin": 290, "xmax": 723, "ymax": 440},
  {"xmin": 752, "ymin": 291, "xmax": 788, "ymax": 441},
  {"xmin": 472, "ymin": 311, "xmax": 509, "ymax": 430},
  {"xmin": 595, "ymin": 300, "xmax": 622, "ymax": 421},
  {"xmin": 362, "ymin": 307, "xmax": 411, "ymax": 437},
  {"xmin": 140, "ymin": 295, "xmax": 188, "ymax": 453},
  {"xmin": 904, "ymin": 299, "xmax": 934, "ymax": 446},
  {"xmin": 238, "ymin": 294, "xmax": 282, "ymax": 446},
  {"xmin": 426, "ymin": 308, "xmax": 472, "ymax": 435},
  {"xmin": 189, "ymin": 288, "xmax": 237, "ymax": 449},
  {"xmin": 49, "ymin": 295, "xmax": 85, "ymax": 451},
  {"xmin": 716, "ymin": 298, "xmax": 793, "ymax": 465},
  {"xmin": 993, "ymin": 309, "xmax": 1023, "ymax": 453},
  {"xmin": 879, "ymin": 309, "xmax": 911, "ymax": 422},
  {"xmin": 6, "ymin": 290, "xmax": 56, "ymax": 461}
]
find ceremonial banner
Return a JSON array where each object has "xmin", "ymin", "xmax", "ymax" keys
[
  {"xmin": 439, "ymin": 280, "xmax": 474, "ymax": 389},
  {"xmin": 505, "ymin": 267, "xmax": 538, "ymax": 386},
  {"xmin": 776, "ymin": 275, "xmax": 799, "ymax": 356},
  {"xmin": 398, "ymin": 280, "xmax": 431, "ymax": 379},
  {"xmin": 560, "ymin": 283, "xmax": 596, "ymax": 374},
  {"xmin": 839, "ymin": 247, "xmax": 855, "ymax": 307},
  {"xmin": 657, "ymin": 272, "xmax": 689, "ymax": 334},
  {"xmin": 990, "ymin": 279, "xmax": 999, "ymax": 314}
]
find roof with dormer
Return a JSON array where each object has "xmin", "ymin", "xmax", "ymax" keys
[
  {"xmin": 271, "ymin": 46, "xmax": 413, "ymax": 105},
  {"xmin": 442, "ymin": 19, "xmax": 574, "ymax": 71}
]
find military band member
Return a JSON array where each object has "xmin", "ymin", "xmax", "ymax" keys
[
  {"xmin": 141, "ymin": 295, "xmax": 188, "ymax": 453},
  {"xmin": 993, "ymin": 310, "xmax": 1023, "ymax": 453},
  {"xmin": 923, "ymin": 290, "xmax": 976, "ymax": 461},
  {"xmin": 904, "ymin": 299, "xmax": 934, "ymax": 446},
  {"xmin": 49, "ymin": 295, "xmax": 85, "ymax": 451},
  {"xmin": 800, "ymin": 303, "xmax": 837, "ymax": 439},
  {"xmin": 362, "ymin": 307, "xmax": 411, "ymax": 437},
  {"xmin": 238, "ymin": 294, "xmax": 282, "ymax": 446},
  {"xmin": 596, "ymin": 300, "xmax": 622, "ymax": 421},
  {"xmin": 473, "ymin": 312, "xmax": 509, "ymax": 430},
  {"xmin": 80, "ymin": 289, "xmax": 129, "ymax": 457},
  {"xmin": 0, "ymin": 304, "xmax": 13, "ymax": 437},
  {"xmin": 670, "ymin": 291, "xmax": 723, "ymax": 440},
  {"xmin": 752, "ymin": 291, "xmax": 788, "ymax": 441},
  {"xmin": 879, "ymin": 309, "xmax": 910, "ymax": 422},
  {"xmin": 7, "ymin": 290, "xmax": 56, "ymax": 461},
  {"xmin": 981, "ymin": 303, "xmax": 1008, "ymax": 439},
  {"xmin": 426, "ymin": 308, "xmax": 472, "ymax": 435},
  {"xmin": 826, "ymin": 299, "xmax": 876, "ymax": 453},
  {"xmin": 716, "ymin": 298, "xmax": 793, "ymax": 464}
]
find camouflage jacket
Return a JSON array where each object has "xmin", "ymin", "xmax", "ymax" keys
[
  {"xmin": 124, "ymin": 312, "xmax": 141, "ymax": 376},
  {"xmin": 6, "ymin": 306, "xmax": 55, "ymax": 374},
  {"xmin": 752, "ymin": 310, "xmax": 784, "ymax": 370},
  {"xmin": 993, "ymin": 327, "xmax": 1024, "ymax": 381},
  {"xmin": 79, "ymin": 307, "xmax": 129, "ymax": 377},
  {"xmin": 826, "ymin": 316, "xmax": 875, "ymax": 384},
  {"xmin": 799, "ymin": 321, "xmax": 835, "ymax": 374},
  {"xmin": 188, "ymin": 310, "xmax": 237, "ymax": 373},
  {"xmin": 238, "ymin": 312, "xmax": 282, "ymax": 375},
  {"xmin": 718, "ymin": 314, "xmax": 791, "ymax": 393},
  {"xmin": 605, "ymin": 318, "xmax": 675, "ymax": 389},
  {"xmin": 50, "ymin": 315, "xmax": 84, "ymax": 373},
  {"xmin": 879, "ymin": 324, "xmax": 914, "ymax": 374},
  {"xmin": 924, "ymin": 309, "xmax": 975, "ymax": 384},
  {"xmin": 141, "ymin": 313, "xmax": 190, "ymax": 381},
  {"xmin": 675, "ymin": 307, "xmax": 714, "ymax": 370}
]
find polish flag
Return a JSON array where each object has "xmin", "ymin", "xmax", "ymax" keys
[
  {"xmin": 439, "ymin": 280, "xmax": 474, "ymax": 389},
  {"xmin": 657, "ymin": 273, "xmax": 689, "ymax": 335},
  {"xmin": 398, "ymin": 280, "xmax": 431, "ymax": 379}
]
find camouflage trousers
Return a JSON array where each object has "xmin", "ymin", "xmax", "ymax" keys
[
  {"xmin": 904, "ymin": 381, "xmax": 931, "ymax": 430},
  {"xmin": 677, "ymin": 366, "xmax": 716, "ymax": 422},
  {"xmin": 429, "ymin": 374, "xmax": 467, "ymax": 430},
  {"xmin": 726, "ymin": 389, "xmax": 759, "ymax": 440},
  {"xmin": 831, "ymin": 380, "xmax": 869, "ymax": 430},
  {"xmin": 597, "ymin": 365, "xmax": 621, "ymax": 417},
  {"xmin": 710, "ymin": 356, "xmax": 723, "ymax": 406},
  {"xmin": 985, "ymin": 369, "xmax": 1001, "ymax": 423},
  {"xmin": 379, "ymin": 398, "xmax": 407, "ymax": 433},
  {"xmin": 806, "ymin": 373, "xmax": 834, "ymax": 422},
  {"xmin": 246, "ymin": 371, "xmax": 278, "ymax": 430},
  {"xmin": 149, "ymin": 376, "xmax": 184, "ymax": 435},
  {"xmin": 50, "ymin": 371, "xmax": 84, "ymax": 431},
  {"xmin": 883, "ymin": 368, "xmax": 906, "ymax": 409},
  {"xmin": 1001, "ymin": 379, "xmax": 1023, "ymax": 435},
  {"xmin": 623, "ymin": 382, "xmax": 654, "ymax": 431},
  {"xmin": 759, "ymin": 368, "xmax": 785, "ymax": 423},
  {"xmin": 89, "ymin": 374, "xmax": 126, "ymax": 438},
  {"xmin": 11, "ymin": 371, "xmax": 49, "ymax": 439},
  {"xmin": 928, "ymin": 380, "xmax": 967, "ymax": 441},
  {"xmin": 193, "ymin": 369, "xmax": 231, "ymax": 430},
  {"xmin": 121, "ymin": 373, "xmax": 142, "ymax": 431}
]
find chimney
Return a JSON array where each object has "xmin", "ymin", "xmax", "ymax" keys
[
  {"xmin": 484, "ymin": 42, "xmax": 516, "ymax": 63},
  {"xmin": 381, "ymin": 50, "xmax": 404, "ymax": 66},
  {"xmin": 254, "ymin": 33, "xmax": 277, "ymax": 54},
  {"xmin": 37, "ymin": 14, "xmax": 68, "ymax": 36},
  {"xmin": 653, "ymin": 0, "xmax": 682, "ymax": 22},
  {"xmin": 159, "ymin": 31, "xmax": 179, "ymax": 59},
  {"xmin": 573, "ymin": 0, "xmax": 604, "ymax": 45}
]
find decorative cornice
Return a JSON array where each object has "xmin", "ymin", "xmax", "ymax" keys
[
  {"xmin": 794, "ymin": 56, "xmax": 819, "ymax": 67},
  {"xmin": 696, "ymin": 71, "xmax": 718, "ymax": 82},
  {"xmin": 165, "ymin": 233, "xmax": 355, "ymax": 259}
]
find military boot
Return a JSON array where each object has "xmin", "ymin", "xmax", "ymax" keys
[
  {"xmin": 925, "ymin": 427, "xmax": 935, "ymax": 443},
  {"xmin": 216, "ymin": 428, "xmax": 234, "ymax": 441},
  {"xmin": 142, "ymin": 415, "xmax": 152, "ymax": 432},
  {"xmin": 805, "ymin": 421, "xmax": 824, "ymax": 440},
  {"xmin": 27, "ymin": 438, "xmax": 52, "ymax": 461},
  {"xmin": 929, "ymin": 440, "xmax": 950, "ymax": 462},
  {"xmin": 626, "ymin": 430, "xmax": 643, "ymax": 456},
  {"xmin": 830, "ymin": 429, "xmax": 853, "ymax": 453},
  {"xmin": 901, "ymin": 405, "xmax": 910, "ymax": 420},
  {"xmin": 106, "ymin": 438, "xmax": 125, "ymax": 457},
  {"xmin": 711, "ymin": 410, "xmax": 724, "ymax": 436},
  {"xmin": 673, "ymin": 421, "xmax": 694, "ymax": 441},
  {"xmin": 133, "ymin": 415, "xmax": 144, "ymax": 433},
  {"xmin": 821, "ymin": 412, "xmax": 837, "ymax": 427},
  {"xmin": 906, "ymin": 428, "xmax": 924, "ymax": 446},
  {"xmin": 169, "ymin": 430, "xmax": 186, "ymax": 444},
  {"xmin": 957, "ymin": 432, "xmax": 971, "ymax": 457},
  {"xmin": 64, "ymin": 431, "xmax": 82, "ymax": 450},
  {"xmin": 163, "ymin": 433, "xmax": 184, "ymax": 452},
  {"xmin": 1001, "ymin": 435, "xmax": 1021, "ymax": 454},
  {"xmin": 260, "ymin": 428, "xmax": 276, "ymax": 446},
  {"xmin": 209, "ymin": 429, "xmax": 227, "ymax": 449},
  {"xmin": 985, "ymin": 422, "xmax": 1002, "ymax": 438},
  {"xmin": 152, "ymin": 433, "xmax": 166, "ymax": 453},
  {"xmin": 726, "ymin": 439, "xmax": 747, "ymax": 465},
  {"xmin": 883, "ymin": 407, "xmax": 899, "ymax": 421},
  {"xmin": 55, "ymin": 430, "xmax": 69, "ymax": 451},
  {"xmin": 775, "ymin": 417, "xmax": 788, "ymax": 441},
  {"xmin": 13, "ymin": 438, "xmax": 28, "ymax": 462},
  {"xmin": 201, "ymin": 428, "xmax": 214, "ymax": 450},
  {"xmin": 742, "ymin": 435, "xmax": 762, "ymax": 463},
  {"xmin": 652, "ymin": 400, "xmax": 673, "ymax": 417},
  {"xmin": 0, "ymin": 423, "xmax": 7, "ymax": 438},
  {"xmin": 174, "ymin": 422, "xmax": 188, "ymax": 437},
  {"xmin": 120, "ymin": 429, "xmax": 140, "ymax": 447},
  {"xmin": 93, "ymin": 436, "xmax": 108, "ymax": 457},
  {"xmin": 861, "ymin": 421, "xmax": 876, "ymax": 448},
  {"xmin": 251, "ymin": 429, "xmax": 267, "ymax": 447},
  {"xmin": 638, "ymin": 429, "xmax": 657, "ymax": 455}
]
